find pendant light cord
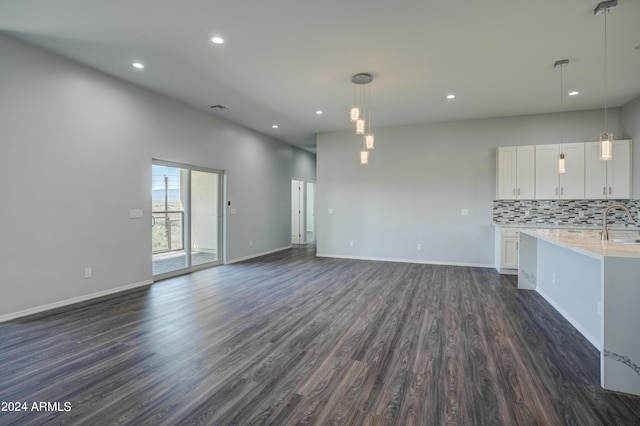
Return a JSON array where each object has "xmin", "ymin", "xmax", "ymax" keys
[
  {"xmin": 367, "ymin": 84, "xmax": 371, "ymax": 134},
  {"xmin": 560, "ymin": 63, "xmax": 564, "ymax": 145},
  {"xmin": 604, "ymin": 11, "xmax": 608, "ymax": 131}
]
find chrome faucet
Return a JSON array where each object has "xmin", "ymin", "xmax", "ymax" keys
[{"xmin": 601, "ymin": 204, "xmax": 634, "ymax": 240}]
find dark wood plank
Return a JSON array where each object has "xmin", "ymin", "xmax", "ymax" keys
[{"xmin": 1, "ymin": 245, "xmax": 639, "ymax": 425}]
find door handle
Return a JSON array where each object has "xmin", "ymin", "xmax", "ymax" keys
[
  {"xmin": 517, "ymin": 188, "xmax": 521, "ymax": 196},
  {"xmin": 609, "ymin": 186, "xmax": 612, "ymax": 195},
  {"xmin": 603, "ymin": 187, "xmax": 606, "ymax": 196},
  {"xmin": 561, "ymin": 188, "xmax": 564, "ymax": 196}
]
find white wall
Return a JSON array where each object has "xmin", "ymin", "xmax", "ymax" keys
[
  {"xmin": 622, "ymin": 95, "xmax": 640, "ymax": 198},
  {"xmin": 317, "ymin": 109, "xmax": 623, "ymax": 266},
  {"xmin": 0, "ymin": 34, "xmax": 315, "ymax": 318}
]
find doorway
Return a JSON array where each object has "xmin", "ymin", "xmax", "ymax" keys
[
  {"xmin": 291, "ymin": 179, "xmax": 316, "ymax": 245},
  {"xmin": 152, "ymin": 160, "xmax": 223, "ymax": 278}
]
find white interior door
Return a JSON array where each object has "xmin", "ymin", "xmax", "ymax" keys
[{"xmin": 291, "ymin": 179, "xmax": 304, "ymax": 244}]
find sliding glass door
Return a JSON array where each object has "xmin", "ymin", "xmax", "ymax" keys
[{"xmin": 152, "ymin": 160, "xmax": 223, "ymax": 278}]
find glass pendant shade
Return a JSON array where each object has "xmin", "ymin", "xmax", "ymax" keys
[
  {"xmin": 350, "ymin": 107, "xmax": 360, "ymax": 122},
  {"xmin": 558, "ymin": 154, "xmax": 566, "ymax": 174},
  {"xmin": 599, "ymin": 133, "xmax": 613, "ymax": 160},
  {"xmin": 360, "ymin": 149, "xmax": 369, "ymax": 165},
  {"xmin": 365, "ymin": 134, "xmax": 375, "ymax": 150},
  {"xmin": 356, "ymin": 119, "xmax": 366, "ymax": 135}
]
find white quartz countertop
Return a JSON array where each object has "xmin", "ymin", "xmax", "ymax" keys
[{"xmin": 519, "ymin": 228, "xmax": 640, "ymax": 260}]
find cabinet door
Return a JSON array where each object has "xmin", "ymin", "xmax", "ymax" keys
[
  {"xmin": 559, "ymin": 143, "xmax": 585, "ymax": 199},
  {"xmin": 535, "ymin": 144, "xmax": 560, "ymax": 199},
  {"xmin": 607, "ymin": 140, "xmax": 632, "ymax": 199},
  {"xmin": 497, "ymin": 147, "xmax": 517, "ymax": 199},
  {"xmin": 585, "ymin": 142, "xmax": 607, "ymax": 199},
  {"xmin": 516, "ymin": 146, "xmax": 535, "ymax": 199},
  {"xmin": 501, "ymin": 237, "xmax": 519, "ymax": 269}
]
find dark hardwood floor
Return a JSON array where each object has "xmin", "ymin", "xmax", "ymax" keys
[{"xmin": 1, "ymin": 245, "xmax": 639, "ymax": 425}]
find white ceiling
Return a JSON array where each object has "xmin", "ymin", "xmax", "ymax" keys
[{"xmin": 2, "ymin": 0, "xmax": 640, "ymax": 152}]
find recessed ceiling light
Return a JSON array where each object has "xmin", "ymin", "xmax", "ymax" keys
[
  {"xmin": 211, "ymin": 36, "xmax": 224, "ymax": 44},
  {"xmin": 446, "ymin": 94, "xmax": 455, "ymax": 99},
  {"xmin": 132, "ymin": 62, "xmax": 144, "ymax": 69},
  {"xmin": 568, "ymin": 91, "xmax": 580, "ymax": 96},
  {"xmin": 272, "ymin": 124, "xmax": 279, "ymax": 129},
  {"xmin": 316, "ymin": 110, "xmax": 323, "ymax": 115}
]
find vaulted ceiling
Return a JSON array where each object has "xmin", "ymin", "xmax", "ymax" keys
[{"xmin": 2, "ymin": 0, "xmax": 639, "ymax": 151}]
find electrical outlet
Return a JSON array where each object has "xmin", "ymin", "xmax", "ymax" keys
[
  {"xmin": 349, "ymin": 241, "xmax": 354, "ymax": 247},
  {"xmin": 417, "ymin": 243, "xmax": 422, "ymax": 250},
  {"xmin": 85, "ymin": 268, "xmax": 92, "ymax": 278},
  {"xmin": 552, "ymin": 272, "xmax": 556, "ymax": 284}
]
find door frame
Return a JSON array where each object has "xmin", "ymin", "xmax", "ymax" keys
[{"xmin": 152, "ymin": 159, "xmax": 225, "ymax": 279}]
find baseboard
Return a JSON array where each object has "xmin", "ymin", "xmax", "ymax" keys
[
  {"xmin": 225, "ymin": 245, "xmax": 292, "ymax": 264},
  {"xmin": 316, "ymin": 253, "xmax": 493, "ymax": 269},
  {"xmin": 495, "ymin": 267, "xmax": 518, "ymax": 275},
  {"xmin": 536, "ymin": 288, "xmax": 601, "ymax": 351},
  {"xmin": 0, "ymin": 279, "xmax": 153, "ymax": 323}
]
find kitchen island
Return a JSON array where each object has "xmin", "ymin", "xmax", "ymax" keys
[{"xmin": 518, "ymin": 228, "xmax": 640, "ymax": 396}]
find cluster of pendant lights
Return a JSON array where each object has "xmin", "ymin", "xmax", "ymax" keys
[
  {"xmin": 349, "ymin": 73, "xmax": 375, "ymax": 165},
  {"xmin": 557, "ymin": 0, "xmax": 616, "ymax": 175}
]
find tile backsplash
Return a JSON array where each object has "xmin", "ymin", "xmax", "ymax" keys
[{"xmin": 493, "ymin": 199, "xmax": 640, "ymax": 227}]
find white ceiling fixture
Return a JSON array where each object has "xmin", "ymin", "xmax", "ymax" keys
[
  {"xmin": 446, "ymin": 94, "xmax": 456, "ymax": 99},
  {"xmin": 555, "ymin": 59, "xmax": 569, "ymax": 174},
  {"xmin": 272, "ymin": 124, "xmax": 279, "ymax": 129},
  {"xmin": 316, "ymin": 110, "xmax": 323, "ymax": 115},
  {"xmin": 211, "ymin": 36, "xmax": 224, "ymax": 44},
  {"xmin": 595, "ymin": 0, "xmax": 617, "ymax": 161},
  {"xmin": 350, "ymin": 73, "xmax": 375, "ymax": 164},
  {"xmin": 132, "ymin": 62, "xmax": 144, "ymax": 69},
  {"xmin": 568, "ymin": 91, "xmax": 580, "ymax": 96}
]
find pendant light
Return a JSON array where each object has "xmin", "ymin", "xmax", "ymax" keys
[
  {"xmin": 349, "ymin": 84, "xmax": 360, "ymax": 122},
  {"xmin": 555, "ymin": 59, "xmax": 569, "ymax": 174},
  {"xmin": 350, "ymin": 73, "xmax": 376, "ymax": 164},
  {"xmin": 595, "ymin": 0, "xmax": 617, "ymax": 161},
  {"xmin": 365, "ymin": 83, "xmax": 375, "ymax": 150},
  {"xmin": 559, "ymin": 154, "xmax": 566, "ymax": 174},
  {"xmin": 360, "ymin": 149, "xmax": 369, "ymax": 165}
]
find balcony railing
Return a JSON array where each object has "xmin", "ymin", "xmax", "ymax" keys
[{"xmin": 152, "ymin": 211, "xmax": 184, "ymax": 254}]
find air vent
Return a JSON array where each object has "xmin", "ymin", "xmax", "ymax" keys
[{"xmin": 210, "ymin": 105, "xmax": 228, "ymax": 110}]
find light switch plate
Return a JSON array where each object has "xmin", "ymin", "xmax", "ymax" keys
[
  {"xmin": 328, "ymin": 208, "xmax": 334, "ymax": 214},
  {"xmin": 129, "ymin": 209, "xmax": 143, "ymax": 219},
  {"xmin": 461, "ymin": 209, "xmax": 469, "ymax": 216},
  {"xmin": 230, "ymin": 208, "xmax": 237, "ymax": 215}
]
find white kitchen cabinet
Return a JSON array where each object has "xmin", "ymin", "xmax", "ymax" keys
[
  {"xmin": 501, "ymin": 236, "xmax": 519, "ymax": 269},
  {"xmin": 497, "ymin": 146, "xmax": 535, "ymax": 200},
  {"xmin": 495, "ymin": 227, "xmax": 519, "ymax": 274},
  {"xmin": 585, "ymin": 139, "xmax": 632, "ymax": 199},
  {"xmin": 535, "ymin": 143, "xmax": 584, "ymax": 199}
]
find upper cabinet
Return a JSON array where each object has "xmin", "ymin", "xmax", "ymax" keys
[
  {"xmin": 535, "ymin": 143, "xmax": 584, "ymax": 200},
  {"xmin": 497, "ymin": 146, "xmax": 535, "ymax": 200},
  {"xmin": 585, "ymin": 139, "xmax": 632, "ymax": 199},
  {"xmin": 496, "ymin": 140, "xmax": 631, "ymax": 200}
]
